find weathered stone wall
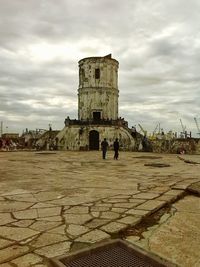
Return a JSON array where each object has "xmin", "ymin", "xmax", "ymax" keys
[
  {"xmin": 78, "ymin": 56, "xmax": 119, "ymax": 120},
  {"xmin": 150, "ymin": 138, "xmax": 200, "ymax": 154},
  {"xmin": 56, "ymin": 125, "xmax": 135, "ymax": 151}
]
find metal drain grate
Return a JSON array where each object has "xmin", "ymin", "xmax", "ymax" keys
[
  {"xmin": 63, "ymin": 245, "xmax": 153, "ymax": 267},
  {"xmin": 50, "ymin": 239, "xmax": 177, "ymax": 267}
]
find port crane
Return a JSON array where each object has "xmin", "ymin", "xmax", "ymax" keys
[
  {"xmin": 138, "ymin": 124, "xmax": 147, "ymax": 136},
  {"xmin": 194, "ymin": 117, "xmax": 200, "ymax": 136},
  {"xmin": 180, "ymin": 119, "xmax": 186, "ymax": 132},
  {"xmin": 179, "ymin": 119, "xmax": 187, "ymax": 138},
  {"xmin": 153, "ymin": 122, "xmax": 161, "ymax": 135}
]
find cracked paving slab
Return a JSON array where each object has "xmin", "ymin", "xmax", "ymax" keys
[
  {"xmin": 11, "ymin": 253, "xmax": 43, "ymax": 267},
  {"xmin": 0, "ymin": 226, "xmax": 40, "ymax": 242},
  {"xmin": 0, "ymin": 151, "xmax": 199, "ymax": 266},
  {"xmin": 125, "ymin": 195, "xmax": 200, "ymax": 267}
]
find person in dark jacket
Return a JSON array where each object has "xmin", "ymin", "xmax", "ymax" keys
[
  {"xmin": 113, "ymin": 138, "xmax": 119, "ymax": 160},
  {"xmin": 101, "ymin": 138, "xmax": 109, "ymax": 159}
]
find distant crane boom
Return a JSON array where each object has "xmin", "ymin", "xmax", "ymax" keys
[
  {"xmin": 153, "ymin": 123, "xmax": 159, "ymax": 134},
  {"xmin": 194, "ymin": 117, "xmax": 200, "ymax": 135},
  {"xmin": 138, "ymin": 124, "xmax": 147, "ymax": 136},
  {"xmin": 0, "ymin": 121, "xmax": 3, "ymax": 137},
  {"xmin": 180, "ymin": 119, "xmax": 186, "ymax": 132}
]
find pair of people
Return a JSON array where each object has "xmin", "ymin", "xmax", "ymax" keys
[{"xmin": 101, "ymin": 138, "xmax": 119, "ymax": 160}]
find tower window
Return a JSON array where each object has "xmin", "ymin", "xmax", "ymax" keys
[
  {"xmin": 81, "ymin": 68, "xmax": 85, "ymax": 78},
  {"xmin": 93, "ymin": 112, "xmax": 101, "ymax": 120},
  {"xmin": 95, "ymin": 68, "xmax": 100, "ymax": 79}
]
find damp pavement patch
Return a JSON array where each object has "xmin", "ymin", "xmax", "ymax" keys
[
  {"xmin": 133, "ymin": 156, "xmax": 163, "ymax": 159},
  {"xmin": 144, "ymin": 163, "xmax": 171, "ymax": 168}
]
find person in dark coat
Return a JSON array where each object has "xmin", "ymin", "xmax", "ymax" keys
[
  {"xmin": 101, "ymin": 138, "xmax": 109, "ymax": 159},
  {"xmin": 113, "ymin": 138, "xmax": 119, "ymax": 160}
]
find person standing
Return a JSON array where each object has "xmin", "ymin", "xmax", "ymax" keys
[
  {"xmin": 101, "ymin": 138, "xmax": 109, "ymax": 159},
  {"xmin": 113, "ymin": 138, "xmax": 119, "ymax": 160}
]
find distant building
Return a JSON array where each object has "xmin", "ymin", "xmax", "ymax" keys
[
  {"xmin": 20, "ymin": 129, "xmax": 46, "ymax": 148},
  {"xmin": 2, "ymin": 133, "xmax": 19, "ymax": 139},
  {"xmin": 36, "ymin": 130, "xmax": 60, "ymax": 150},
  {"xmin": 57, "ymin": 54, "xmax": 136, "ymax": 150}
]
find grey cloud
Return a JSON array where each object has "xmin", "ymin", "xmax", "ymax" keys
[{"xmin": 0, "ymin": 0, "xmax": 200, "ymax": 135}]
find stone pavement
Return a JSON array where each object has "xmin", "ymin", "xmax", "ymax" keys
[
  {"xmin": 126, "ymin": 195, "xmax": 200, "ymax": 267},
  {"xmin": 0, "ymin": 151, "xmax": 199, "ymax": 266}
]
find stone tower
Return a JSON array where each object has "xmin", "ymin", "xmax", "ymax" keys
[
  {"xmin": 57, "ymin": 54, "xmax": 136, "ymax": 151},
  {"xmin": 78, "ymin": 54, "xmax": 119, "ymax": 121}
]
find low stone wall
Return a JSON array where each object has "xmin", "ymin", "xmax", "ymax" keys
[{"xmin": 150, "ymin": 138, "xmax": 200, "ymax": 154}]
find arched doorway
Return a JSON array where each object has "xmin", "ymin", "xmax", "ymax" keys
[{"xmin": 89, "ymin": 130, "xmax": 99, "ymax": 150}]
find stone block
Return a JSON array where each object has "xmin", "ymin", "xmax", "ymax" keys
[
  {"xmin": 100, "ymin": 222, "xmax": 127, "ymax": 234},
  {"xmin": 117, "ymin": 216, "xmax": 141, "ymax": 225},
  {"xmin": 67, "ymin": 224, "xmax": 90, "ymax": 237},
  {"xmin": 0, "ymin": 226, "xmax": 39, "ymax": 242},
  {"xmin": 0, "ymin": 213, "xmax": 16, "ymax": 225},
  {"xmin": 75, "ymin": 229, "xmax": 110, "ymax": 243},
  {"xmin": 64, "ymin": 214, "xmax": 92, "ymax": 225},
  {"xmin": 136, "ymin": 200, "xmax": 166, "ymax": 212},
  {"xmin": 34, "ymin": 241, "xmax": 71, "ymax": 258},
  {"xmin": 30, "ymin": 233, "xmax": 68, "ymax": 248},
  {"xmin": 11, "ymin": 253, "xmax": 42, "ymax": 266},
  {"xmin": 37, "ymin": 207, "xmax": 61, "ymax": 218},
  {"xmin": 13, "ymin": 209, "xmax": 38, "ymax": 220},
  {"xmin": 0, "ymin": 245, "xmax": 29, "ymax": 263}
]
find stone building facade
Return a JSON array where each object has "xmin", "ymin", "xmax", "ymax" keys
[{"xmin": 57, "ymin": 54, "xmax": 135, "ymax": 151}]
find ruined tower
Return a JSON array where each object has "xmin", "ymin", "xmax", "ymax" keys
[
  {"xmin": 78, "ymin": 54, "xmax": 119, "ymax": 120},
  {"xmin": 57, "ymin": 54, "xmax": 135, "ymax": 151}
]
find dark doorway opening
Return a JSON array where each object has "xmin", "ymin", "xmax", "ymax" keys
[
  {"xmin": 89, "ymin": 130, "xmax": 99, "ymax": 150},
  {"xmin": 93, "ymin": 112, "xmax": 101, "ymax": 121}
]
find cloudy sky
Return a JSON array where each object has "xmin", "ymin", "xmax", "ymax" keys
[{"xmin": 0, "ymin": 0, "xmax": 200, "ymax": 136}]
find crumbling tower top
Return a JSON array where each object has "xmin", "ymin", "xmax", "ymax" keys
[{"xmin": 78, "ymin": 55, "xmax": 119, "ymax": 121}]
